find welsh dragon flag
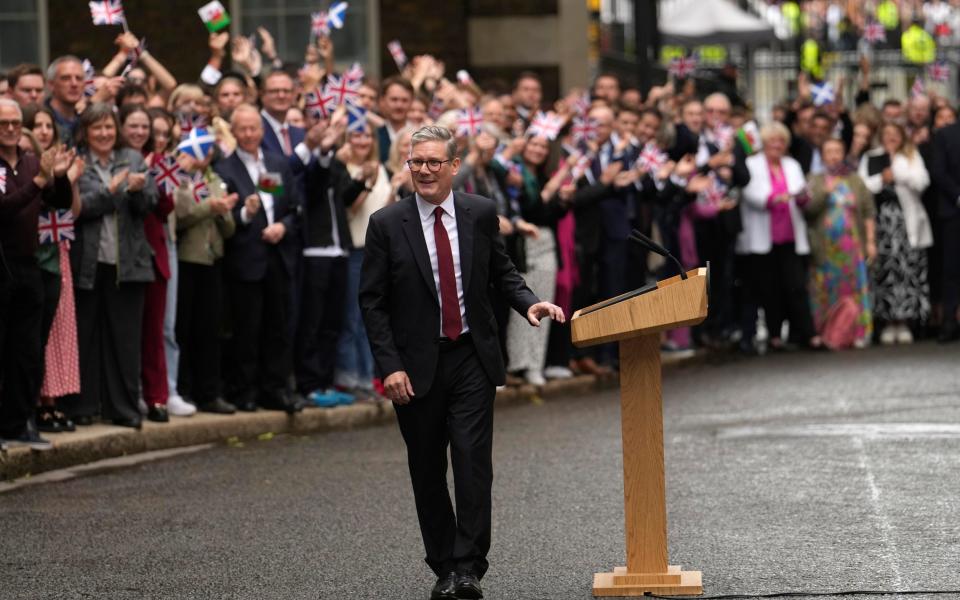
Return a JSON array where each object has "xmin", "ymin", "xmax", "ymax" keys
[{"xmin": 198, "ymin": 1, "xmax": 231, "ymax": 32}]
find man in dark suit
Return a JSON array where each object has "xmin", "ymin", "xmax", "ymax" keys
[
  {"xmin": 375, "ymin": 76, "xmax": 413, "ymax": 163},
  {"xmin": 214, "ymin": 104, "xmax": 304, "ymax": 414},
  {"xmin": 259, "ymin": 71, "xmax": 305, "ymax": 160},
  {"xmin": 360, "ymin": 125, "xmax": 563, "ymax": 600},
  {"xmin": 929, "ymin": 120, "xmax": 960, "ymax": 342}
]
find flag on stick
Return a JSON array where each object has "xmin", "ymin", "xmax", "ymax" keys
[
  {"xmin": 89, "ymin": 0, "xmax": 125, "ymax": 26},
  {"xmin": 456, "ymin": 108, "xmax": 483, "ymax": 137},
  {"xmin": 387, "ymin": 40, "xmax": 408, "ymax": 71},
  {"xmin": 177, "ymin": 127, "xmax": 216, "ymax": 160},
  {"xmin": 527, "ymin": 111, "xmax": 564, "ymax": 141},
  {"xmin": 38, "ymin": 210, "xmax": 75, "ymax": 244}
]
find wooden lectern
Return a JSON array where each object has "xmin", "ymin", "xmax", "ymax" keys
[{"xmin": 571, "ymin": 267, "xmax": 709, "ymax": 597}]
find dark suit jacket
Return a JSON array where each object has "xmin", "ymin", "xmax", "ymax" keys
[
  {"xmin": 214, "ymin": 150, "xmax": 301, "ymax": 282},
  {"xmin": 260, "ymin": 115, "xmax": 305, "ymax": 158},
  {"xmin": 377, "ymin": 126, "xmax": 392, "ymax": 164},
  {"xmin": 359, "ymin": 192, "xmax": 540, "ymax": 397},
  {"xmin": 930, "ymin": 122, "xmax": 960, "ymax": 220}
]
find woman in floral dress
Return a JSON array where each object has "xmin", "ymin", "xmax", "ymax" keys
[{"xmin": 805, "ymin": 138, "xmax": 876, "ymax": 348}]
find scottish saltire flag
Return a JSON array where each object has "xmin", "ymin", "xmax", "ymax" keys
[
  {"xmin": 177, "ymin": 127, "xmax": 216, "ymax": 160},
  {"xmin": 150, "ymin": 155, "xmax": 186, "ymax": 196},
  {"xmin": 346, "ymin": 103, "xmax": 367, "ymax": 133},
  {"xmin": 305, "ymin": 87, "xmax": 336, "ymax": 120},
  {"xmin": 527, "ymin": 111, "xmax": 564, "ymax": 140},
  {"xmin": 89, "ymin": 0, "xmax": 125, "ymax": 26},
  {"xmin": 323, "ymin": 74, "xmax": 360, "ymax": 107},
  {"xmin": 82, "ymin": 59, "xmax": 97, "ymax": 97},
  {"xmin": 456, "ymin": 108, "xmax": 483, "ymax": 137},
  {"xmin": 811, "ymin": 81, "xmax": 835, "ymax": 106},
  {"xmin": 326, "ymin": 2, "xmax": 348, "ymax": 30},
  {"xmin": 0, "ymin": 167, "xmax": 6, "ymax": 194},
  {"xmin": 387, "ymin": 40, "xmax": 407, "ymax": 70},
  {"xmin": 637, "ymin": 142, "xmax": 668, "ymax": 172},
  {"xmin": 38, "ymin": 210, "xmax": 75, "ymax": 244}
]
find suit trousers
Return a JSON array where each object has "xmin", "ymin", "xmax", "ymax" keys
[
  {"xmin": 224, "ymin": 250, "xmax": 291, "ymax": 404},
  {"xmin": 176, "ymin": 261, "xmax": 224, "ymax": 403},
  {"xmin": 394, "ymin": 339, "xmax": 496, "ymax": 579},
  {"xmin": 70, "ymin": 264, "xmax": 145, "ymax": 422},
  {"xmin": 141, "ymin": 273, "xmax": 168, "ymax": 406},
  {"xmin": 941, "ymin": 216, "xmax": 960, "ymax": 325},
  {"xmin": 0, "ymin": 258, "xmax": 43, "ymax": 438},
  {"xmin": 744, "ymin": 245, "xmax": 814, "ymax": 343},
  {"xmin": 294, "ymin": 255, "xmax": 347, "ymax": 394}
]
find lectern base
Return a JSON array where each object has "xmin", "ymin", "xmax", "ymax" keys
[{"xmin": 593, "ymin": 565, "xmax": 703, "ymax": 596}]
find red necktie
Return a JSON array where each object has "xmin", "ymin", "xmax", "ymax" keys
[
  {"xmin": 434, "ymin": 206, "xmax": 462, "ymax": 340},
  {"xmin": 280, "ymin": 125, "xmax": 292, "ymax": 156}
]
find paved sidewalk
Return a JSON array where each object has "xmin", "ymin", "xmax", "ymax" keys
[{"xmin": 0, "ymin": 366, "xmax": 637, "ymax": 481}]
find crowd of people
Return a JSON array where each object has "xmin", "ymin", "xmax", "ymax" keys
[
  {"xmin": 755, "ymin": 0, "xmax": 960, "ymax": 48},
  {"xmin": 1, "ymin": 20, "xmax": 959, "ymax": 450}
]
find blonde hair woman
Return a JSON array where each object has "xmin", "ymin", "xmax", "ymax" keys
[{"xmin": 858, "ymin": 121, "xmax": 932, "ymax": 344}]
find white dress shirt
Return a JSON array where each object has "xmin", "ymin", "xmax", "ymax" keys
[
  {"xmin": 415, "ymin": 192, "xmax": 469, "ymax": 336},
  {"xmin": 235, "ymin": 147, "xmax": 275, "ymax": 226},
  {"xmin": 260, "ymin": 108, "xmax": 314, "ymax": 165}
]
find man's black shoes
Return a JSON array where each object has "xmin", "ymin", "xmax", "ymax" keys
[
  {"xmin": 454, "ymin": 572, "xmax": 483, "ymax": 599},
  {"xmin": 430, "ymin": 571, "xmax": 457, "ymax": 599}
]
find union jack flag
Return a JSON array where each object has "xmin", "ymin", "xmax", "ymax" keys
[
  {"xmin": 701, "ymin": 175, "xmax": 728, "ymax": 207},
  {"xmin": 190, "ymin": 173, "xmax": 210, "ymax": 204},
  {"xmin": 344, "ymin": 62, "xmax": 365, "ymax": 83},
  {"xmin": 928, "ymin": 60, "xmax": 950, "ymax": 83},
  {"xmin": 82, "ymin": 59, "xmax": 97, "ymax": 97},
  {"xmin": 427, "ymin": 96, "xmax": 445, "ymax": 120},
  {"xmin": 150, "ymin": 154, "xmax": 186, "ymax": 196},
  {"xmin": 572, "ymin": 92, "xmax": 591, "ymax": 117},
  {"xmin": 177, "ymin": 112, "xmax": 207, "ymax": 136},
  {"xmin": 862, "ymin": 21, "xmax": 886, "ymax": 44},
  {"xmin": 637, "ymin": 142, "xmax": 668, "ymax": 172},
  {"xmin": 571, "ymin": 116, "xmax": 598, "ymax": 144},
  {"xmin": 570, "ymin": 151, "xmax": 594, "ymax": 181},
  {"xmin": 911, "ymin": 76, "xmax": 926, "ymax": 98},
  {"xmin": 38, "ymin": 210, "xmax": 75, "ymax": 244},
  {"xmin": 456, "ymin": 107, "xmax": 483, "ymax": 137},
  {"xmin": 709, "ymin": 124, "xmax": 734, "ymax": 151},
  {"xmin": 0, "ymin": 166, "xmax": 6, "ymax": 194},
  {"xmin": 305, "ymin": 87, "xmax": 337, "ymax": 120},
  {"xmin": 527, "ymin": 111, "xmax": 564, "ymax": 141},
  {"xmin": 89, "ymin": 0, "xmax": 125, "ymax": 26},
  {"xmin": 311, "ymin": 11, "xmax": 330, "ymax": 37},
  {"xmin": 668, "ymin": 56, "xmax": 697, "ymax": 79},
  {"xmin": 387, "ymin": 40, "xmax": 407, "ymax": 70},
  {"xmin": 323, "ymin": 74, "xmax": 360, "ymax": 107}
]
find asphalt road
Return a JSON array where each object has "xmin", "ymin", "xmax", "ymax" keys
[{"xmin": 2, "ymin": 343, "xmax": 960, "ymax": 600}]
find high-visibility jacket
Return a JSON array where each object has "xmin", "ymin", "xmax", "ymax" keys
[
  {"xmin": 801, "ymin": 39, "xmax": 823, "ymax": 79},
  {"xmin": 782, "ymin": 2, "xmax": 801, "ymax": 36},
  {"xmin": 876, "ymin": 0, "xmax": 899, "ymax": 29},
  {"xmin": 902, "ymin": 24, "xmax": 937, "ymax": 64}
]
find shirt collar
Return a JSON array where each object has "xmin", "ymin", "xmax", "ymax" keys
[
  {"xmin": 260, "ymin": 108, "xmax": 284, "ymax": 133},
  {"xmin": 236, "ymin": 146, "xmax": 263, "ymax": 164},
  {"xmin": 415, "ymin": 191, "xmax": 455, "ymax": 222}
]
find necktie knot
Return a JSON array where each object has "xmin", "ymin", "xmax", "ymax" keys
[{"xmin": 434, "ymin": 206, "xmax": 444, "ymax": 221}]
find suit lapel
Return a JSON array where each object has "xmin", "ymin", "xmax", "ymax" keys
[
  {"xmin": 454, "ymin": 192, "xmax": 474, "ymax": 296},
  {"xmin": 401, "ymin": 197, "xmax": 439, "ymax": 305}
]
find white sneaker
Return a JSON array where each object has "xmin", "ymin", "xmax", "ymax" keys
[
  {"xmin": 167, "ymin": 395, "xmax": 197, "ymax": 417},
  {"xmin": 896, "ymin": 324, "xmax": 913, "ymax": 344},
  {"xmin": 525, "ymin": 370, "xmax": 546, "ymax": 386},
  {"xmin": 880, "ymin": 326, "xmax": 896, "ymax": 345},
  {"xmin": 543, "ymin": 366, "xmax": 574, "ymax": 380},
  {"xmin": 852, "ymin": 337, "xmax": 869, "ymax": 350}
]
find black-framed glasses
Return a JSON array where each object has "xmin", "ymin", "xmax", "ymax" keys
[{"xmin": 407, "ymin": 159, "xmax": 450, "ymax": 173}]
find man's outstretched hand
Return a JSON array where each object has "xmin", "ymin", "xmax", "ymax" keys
[{"xmin": 527, "ymin": 302, "xmax": 566, "ymax": 327}]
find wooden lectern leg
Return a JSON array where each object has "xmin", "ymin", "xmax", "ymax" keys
[{"xmin": 592, "ymin": 335, "xmax": 702, "ymax": 597}]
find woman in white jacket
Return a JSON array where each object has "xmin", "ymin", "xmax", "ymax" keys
[
  {"xmin": 857, "ymin": 122, "xmax": 932, "ymax": 345},
  {"xmin": 737, "ymin": 122, "xmax": 819, "ymax": 350}
]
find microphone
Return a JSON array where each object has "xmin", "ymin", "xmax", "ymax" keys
[{"xmin": 629, "ymin": 229, "xmax": 687, "ymax": 280}]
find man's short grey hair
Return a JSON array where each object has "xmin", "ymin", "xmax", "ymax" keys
[
  {"xmin": 410, "ymin": 125, "xmax": 457, "ymax": 160},
  {"xmin": 0, "ymin": 98, "xmax": 23, "ymax": 120},
  {"xmin": 46, "ymin": 55, "xmax": 82, "ymax": 82}
]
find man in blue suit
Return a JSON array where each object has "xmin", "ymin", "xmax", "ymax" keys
[
  {"xmin": 215, "ymin": 104, "xmax": 304, "ymax": 414},
  {"xmin": 259, "ymin": 71, "xmax": 306, "ymax": 162},
  {"xmin": 376, "ymin": 76, "xmax": 414, "ymax": 163}
]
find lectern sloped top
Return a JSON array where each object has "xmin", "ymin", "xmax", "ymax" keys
[{"xmin": 571, "ymin": 267, "xmax": 709, "ymax": 347}]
